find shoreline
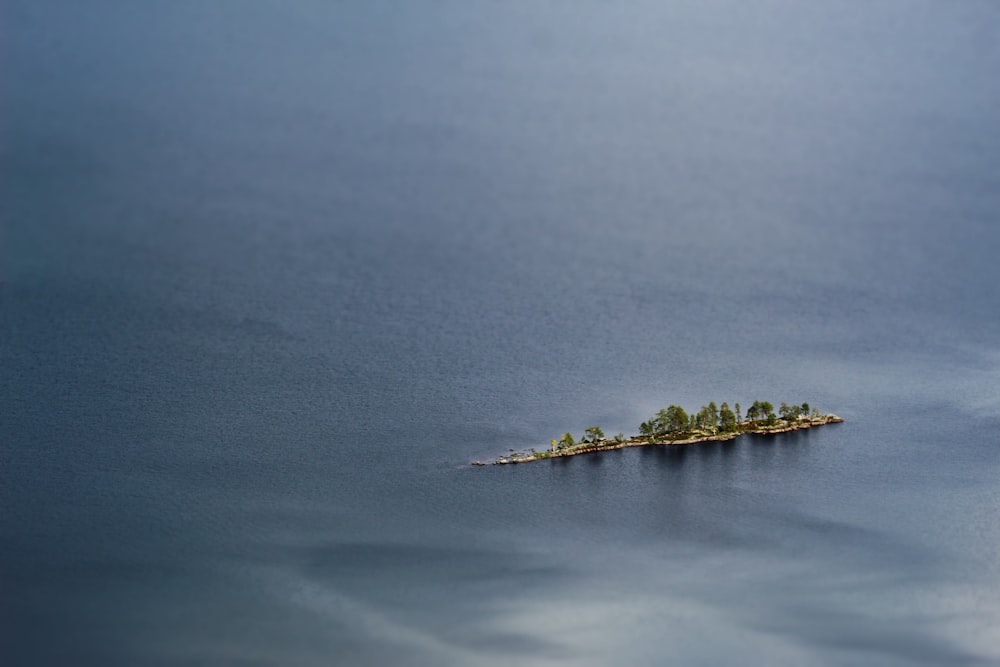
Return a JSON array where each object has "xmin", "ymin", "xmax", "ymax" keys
[{"xmin": 474, "ymin": 415, "xmax": 844, "ymax": 466}]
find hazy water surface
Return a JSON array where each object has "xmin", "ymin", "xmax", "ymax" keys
[{"xmin": 3, "ymin": 1, "xmax": 1000, "ymax": 665}]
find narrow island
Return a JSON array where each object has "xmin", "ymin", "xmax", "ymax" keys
[{"xmin": 474, "ymin": 401, "xmax": 843, "ymax": 466}]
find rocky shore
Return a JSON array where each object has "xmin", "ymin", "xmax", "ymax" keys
[{"xmin": 474, "ymin": 415, "xmax": 844, "ymax": 466}]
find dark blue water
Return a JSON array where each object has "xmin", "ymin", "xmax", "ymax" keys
[{"xmin": 3, "ymin": 1, "xmax": 1000, "ymax": 665}]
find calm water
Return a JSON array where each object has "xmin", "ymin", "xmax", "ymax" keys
[{"xmin": 3, "ymin": 1, "xmax": 1000, "ymax": 665}]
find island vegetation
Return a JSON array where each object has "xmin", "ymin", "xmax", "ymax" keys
[{"xmin": 476, "ymin": 401, "xmax": 842, "ymax": 466}]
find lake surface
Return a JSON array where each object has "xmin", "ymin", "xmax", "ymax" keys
[{"xmin": 3, "ymin": 1, "xmax": 999, "ymax": 665}]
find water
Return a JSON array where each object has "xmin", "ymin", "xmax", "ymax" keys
[{"xmin": 3, "ymin": 1, "xmax": 999, "ymax": 665}]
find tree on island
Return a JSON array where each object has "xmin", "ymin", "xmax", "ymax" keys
[
  {"xmin": 559, "ymin": 399, "xmax": 826, "ymax": 455},
  {"xmin": 695, "ymin": 402, "xmax": 720, "ymax": 431},
  {"xmin": 719, "ymin": 402, "xmax": 737, "ymax": 432},
  {"xmin": 779, "ymin": 402, "xmax": 804, "ymax": 422},
  {"xmin": 639, "ymin": 421, "xmax": 654, "ymax": 442},
  {"xmin": 639, "ymin": 406, "xmax": 689, "ymax": 440},
  {"xmin": 639, "ymin": 399, "xmax": 823, "ymax": 436},
  {"xmin": 493, "ymin": 399, "xmax": 840, "ymax": 465},
  {"xmin": 653, "ymin": 408, "xmax": 670, "ymax": 436},
  {"xmin": 664, "ymin": 405, "xmax": 689, "ymax": 435},
  {"xmin": 746, "ymin": 400, "xmax": 774, "ymax": 425}
]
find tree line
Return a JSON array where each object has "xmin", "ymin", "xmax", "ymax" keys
[{"xmin": 554, "ymin": 401, "xmax": 822, "ymax": 449}]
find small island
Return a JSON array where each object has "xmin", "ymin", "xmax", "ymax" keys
[{"xmin": 475, "ymin": 401, "xmax": 843, "ymax": 466}]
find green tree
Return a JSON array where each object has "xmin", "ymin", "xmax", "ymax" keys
[
  {"xmin": 760, "ymin": 401, "xmax": 775, "ymax": 426},
  {"xmin": 695, "ymin": 403, "xmax": 719, "ymax": 431},
  {"xmin": 665, "ymin": 405, "xmax": 689, "ymax": 433},
  {"xmin": 646, "ymin": 406, "xmax": 689, "ymax": 437},
  {"xmin": 719, "ymin": 402, "xmax": 737, "ymax": 432},
  {"xmin": 558, "ymin": 432, "xmax": 575, "ymax": 448},
  {"xmin": 707, "ymin": 401, "xmax": 719, "ymax": 427},
  {"xmin": 639, "ymin": 421, "xmax": 654, "ymax": 441},
  {"xmin": 695, "ymin": 402, "xmax": 719, "ymax": 431},
  {"xmin": 584, "ymin": 426, "xmax": 605, "ymax": 443},
  {"xmin": 747, "ymin": 400, "xmax": 774, "ymax": 424},
  {"xmin": 780, "ymin": 402, "xmax": 802, "ymax": 422},
  {"xmin": 734, "ymin": 403, "xmax": 741, "ymax": 425},
  {"xmin": 654, "ymin": 408, "xmax": 671, "ymax": 436}
]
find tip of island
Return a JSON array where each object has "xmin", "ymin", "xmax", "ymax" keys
[{"xmin": 473, "ymin": 400, "xmax": 843, "ymax": 466}]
